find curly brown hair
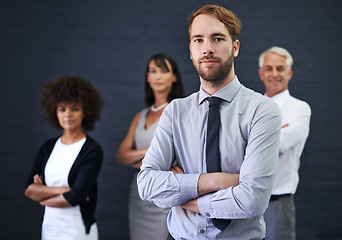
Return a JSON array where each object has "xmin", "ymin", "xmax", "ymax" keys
[{"xmin": 40, "ymin": 75, "xmax": 103, "ymax": 131}]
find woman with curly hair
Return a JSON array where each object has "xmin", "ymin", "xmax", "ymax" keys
[
  {"xmin": 116, "ymin": 53, "xmax": 185, "ymax": 240},
  {"xmin": 25, "ymin": 75, "xmax": 104, "ymax": 240}
]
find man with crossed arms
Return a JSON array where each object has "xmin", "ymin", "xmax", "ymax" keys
[{"xmin": 138, "ymin": 5, "xmax": 282, "ymax": 240}]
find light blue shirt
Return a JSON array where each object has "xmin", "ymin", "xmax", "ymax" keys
[{"xmin": 137, "ymin": 76, "xmax": 282, "ymax": 240}]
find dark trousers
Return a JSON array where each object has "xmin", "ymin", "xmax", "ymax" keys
[{"xmin": 264, "ymin": 194, "xmax": 295, "ymax": 240}]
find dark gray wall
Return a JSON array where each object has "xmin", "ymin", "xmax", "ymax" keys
[{"xmin": 1, "ymin": 0, "xmax": 341, "ymax": 239}]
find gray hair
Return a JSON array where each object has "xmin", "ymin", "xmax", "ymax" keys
[{"xmin": 258, "ymin": 46, "xmax": 293, "ymax": 69}]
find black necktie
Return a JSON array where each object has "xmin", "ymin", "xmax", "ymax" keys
[{"xmin": 205, "ymin": 97, "xmax": 231, "ymax": 231}]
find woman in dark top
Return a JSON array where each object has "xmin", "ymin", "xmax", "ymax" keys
[{"xmin": 25, "ymin": 75, "xmax": 103, "ymax": 239}]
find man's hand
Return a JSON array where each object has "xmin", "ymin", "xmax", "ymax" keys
[
  {"xmin": 179, "ymin": 198, "xmax": 200, "ymax": 213},
  {"xmin": 170, "ymin": 165, "xmax": 184, "ymax": 174}
]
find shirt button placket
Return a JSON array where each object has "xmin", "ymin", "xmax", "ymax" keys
[{"xmin": 197, "ymin": 213, "xmax": 207, "ymax": 239}]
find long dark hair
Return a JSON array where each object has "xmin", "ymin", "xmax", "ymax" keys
[{"xmin": 144, "ymin": 53, "xmax": 185, "ymax": 106}]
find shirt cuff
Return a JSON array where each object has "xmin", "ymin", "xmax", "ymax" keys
[
  {"xmin": 197, "ymin": 193, "xmax": 214, "ymax": 218},
  {"xmin": 180, "ymin": 174, "xmax": 200, "ymax": 202}
]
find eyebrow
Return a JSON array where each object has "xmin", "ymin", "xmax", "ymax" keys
[
  {"xmin": 190, "ymin": 34, "xmax": 203, "ymax": 40},
  {"xmin": 264, "ymin": 65, "xmax": 286, "ymax": 70},
  {"xmin": 191, "ymin": 32, "xmax": 227, "ymax": 40},
  {"xmin": 212, "ymin": 33, "xmax": 226, "ymax": 37}
]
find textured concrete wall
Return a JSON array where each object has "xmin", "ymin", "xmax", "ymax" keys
[{"xmin": 1, "ymin": 0, "xmax": 341, "ymax": 239}]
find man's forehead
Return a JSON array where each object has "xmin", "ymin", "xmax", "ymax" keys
[
  {"xmin": 265, "ymin": 52, "xmax": 287, "ymax": 60},
  {"xmin": 190, "ymin": 14, "xmax": 229, "ymax": 36},
  {"xmin": 264, "ymin": 63, "xmax": 287, "ymax": 68},
  {"xmin": 264, "ymin": 53, "xmax": 287, "ymax": 65}
]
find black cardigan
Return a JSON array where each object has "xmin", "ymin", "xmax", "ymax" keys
[{"xmin": 26, "ymin": 136, "xmax": 103, "ymax": 234}]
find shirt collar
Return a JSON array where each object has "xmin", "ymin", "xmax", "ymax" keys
[
  {"xmin": 198, "ymin": 76, "xmax": 241, "ymax": 104},
  {"xmin": 268, "ymin": 89, "xmax": 290, "ymax": 105}
]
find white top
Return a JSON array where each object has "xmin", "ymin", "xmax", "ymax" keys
[
  {"xmin": 45, "ymin": 138, "xmax": 86, "ymax": 188},
  {"xmin": 269, "ymin": 90, "xmax": 311, "ymax": 195},
  {"xmin": 42, "ymin": 138, "xmax": 97, "ymax": 240}
]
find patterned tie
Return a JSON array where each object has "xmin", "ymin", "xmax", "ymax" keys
[{"xmin": 205, "ymin": 97, "xmax": 231, "ymax": 231}]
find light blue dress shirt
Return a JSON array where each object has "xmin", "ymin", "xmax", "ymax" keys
[{"xmin": 137, "ymin": 76, "xmax": 282, "ymax": 240}]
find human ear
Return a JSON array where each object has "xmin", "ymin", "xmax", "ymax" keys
[
  {"xmin": 288, "ymin": 68, "xmax": 293, "ymax": 80},
  {"xmin": 258, "ymin": 68, "xmax": 264, "ymax": 81},
  {"xmin": 172, "ymin": 74, "xmax": 177, "ymax": 83},
  {"xmin": 233, "ymin": 40, "xmax": 240, "ymax": 57}
]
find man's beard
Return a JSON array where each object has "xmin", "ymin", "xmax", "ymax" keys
[{"xmin": 195, "ymin": 49, "xmax": 234, "ymax": 86}]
